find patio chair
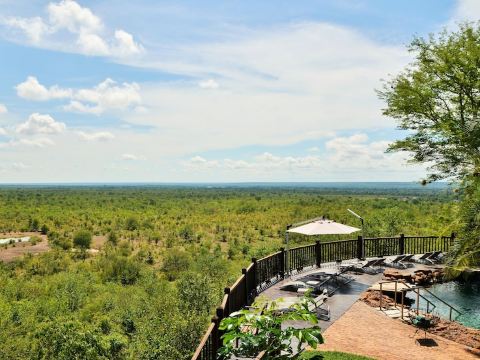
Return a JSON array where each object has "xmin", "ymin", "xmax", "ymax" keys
[
  {"xmin": 357, "ymin": 258, "xmax": 384, "ymax": 274},
  {"xmin": 399, "ymin": 254, "xmax": 415, "ymax": 268},
  {"xmin": 386, "ymin": 255, "xmax": 407, "ymax": 269},
  {"xmin": 426, "ymin": 251, "xmax": 443, "ymax": 264},
  {"xmin": 415, "ymin": 252, "xmax": 434, "ymax": 264}
]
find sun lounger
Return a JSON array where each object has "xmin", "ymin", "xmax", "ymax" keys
[
  {"xmin": 427, "ymin": 251, "xmax": 442, "ymax": 264},
  {"xmin": 415, "ymin": 252, "xmax": 434, "ymax": 264},
  {"xmin": 399, "ymin": 254, "xmax": 415, "ymax": 268},
  {"xmin": 402, "ymin": 254, "xmax": 414, "ymax": 262},
  {"xmin": 386, "ymin": 255, "xmax": 408, "ymax": 269}
]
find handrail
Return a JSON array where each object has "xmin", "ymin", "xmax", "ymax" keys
[
  {"xmin": 257, "ymin": 251, "xmax": 281, "ymax": 262},
  {"xmin": 377, "ymin": 280, "xmax": 437, "ymax": 316},
  {"xmin": 377, "ymin": 279, "xmax": 462, "ymax": 321},
  {"xmin": 230, "ymin": 274, "xmax": 245, "ymax": 291},
  {"xmin": 419, "ymin": 286, "xmax": 462, "ymax": 316},
  {"xmin": 191, "ymin": 322, "xmax": 216, "ymax": 360}
]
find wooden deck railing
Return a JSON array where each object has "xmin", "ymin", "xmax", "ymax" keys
[{"xmin": 191, "ymin": 233, "xmax": 456, "ymax": 360}]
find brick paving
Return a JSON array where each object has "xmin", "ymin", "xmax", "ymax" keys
[{"xmin": 317, "ymin": 301, "xmax": 478, "ymax": 360}]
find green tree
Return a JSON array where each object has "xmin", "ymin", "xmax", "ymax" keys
[
  {"xmin": 177, "ymin": 272, "xmax": 216, "ymax": 315},
  {"xmin": 378, "ymin": 22, "xmax": 480, "ymax": 269},
  {"xmin": 73, "ymin": 230, "xmax": 92, "ymax": 250},
  {"xmin": 35, "ymin": 321, "xmax": 107, "ymax": 360},
  {"xmin": 379, "ymin": 22, "xmax": 480, "ymax": 182},
  {"xmin": 161, "ymin": 249, "xmax": 191, "ymax": 281}
]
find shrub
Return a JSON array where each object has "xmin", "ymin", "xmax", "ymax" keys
[
  {"xmin": 73, "ymin": 230, "xmax": 92, "ymax": 250},
  {"xmin": 30, "ymin": 235, "xmax": 42, "ymax": 246},
  {"xmin": 107, "ymin": 231, "xmax": 118, "ymax": 246},
  {"xmin": 162, "ymin": 249, "xmax": 191, "ymax": 281},
  {"xmin": 125, "ymin": 217, "xmax": 139, "ymax": 231}
]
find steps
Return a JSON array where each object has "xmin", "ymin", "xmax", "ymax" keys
[{"xmin": 374, "ymin": 306, "xmax": 411, "ymax": 319}]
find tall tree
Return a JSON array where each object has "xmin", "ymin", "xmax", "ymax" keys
[
  {"xmin": 379, "ymin": 22, "xmax": 480, "ymax": 270},
  {"xmin": 379, "ymin": 22, "xmax": 480, "ymax": 183}
]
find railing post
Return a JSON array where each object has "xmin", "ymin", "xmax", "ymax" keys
[
  {"xmin": 213, "ymin": 307, "xmax": 224, "ymax": 357},
  {"xmin": 242, "ymin": 268, "xmax": 248, "ymax": 306},
  {"xmin": 279, "ymin": 248, "xmax": 285, "ymax": 279},
  {"xmin": 252, "ymin": 258, "xmax": 258, "ymax": 292},
  {"xmin": 399, "ymin": 233, "xmax": 405, "ymax": 255},
  {"xmin": 224, "ymin": 288, "xmax": 231, "ymax": 315},
  {"xmin": 401, "ymin": 291, "xmax": 404, "ymax": 320},
  {"xmin": 315, "ymin": 241, "xmax": 321, "ymax": 268},
  {"xmin": 450, "ymin": 232, "xmax": 456, "ymax": 247},
  {"xmin": 357, "ymin": 235, "xmax": 363, "ymax": 260}
]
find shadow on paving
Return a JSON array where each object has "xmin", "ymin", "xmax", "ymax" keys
[{"xmin": 271, "ymin": 269, "xmax": 384, "ymax": 332}]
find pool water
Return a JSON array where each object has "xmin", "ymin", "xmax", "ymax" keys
[{"xmin": 409, "ymin": 281, "xmax": 480, "ymax": 329}]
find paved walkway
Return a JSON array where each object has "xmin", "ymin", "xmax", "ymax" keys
[
  {"xmin": 317, "ymin": 301, "xmax": 478, "ymax": 360},
  {"xmin": 262, "ymin": 262, "xmax": 384, "ymax": 331}
]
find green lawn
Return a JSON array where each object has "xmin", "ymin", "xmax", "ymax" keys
[{"xmin": 300, "ymin": 350, "xmax": 375, "ymax": 360}]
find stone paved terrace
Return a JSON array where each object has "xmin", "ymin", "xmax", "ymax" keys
[
  {"xmin": 259, "ymin": 257, "xmax": 480, "ymax": 359},
  {"xmin": 318, "ymin": 301, "xmax": 478, "ymax": 360},
  {"xmin": 261, "ymin": 259, "xmax": 381, "ymax": 331},
  {"xmin": 261, "ymin": 257, "xmax": 445, "ymax": 331}
]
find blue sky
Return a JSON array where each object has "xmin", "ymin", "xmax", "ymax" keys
[{"xmin": 0, "ymin": 0, "xmax": 476, "ymax": 182}]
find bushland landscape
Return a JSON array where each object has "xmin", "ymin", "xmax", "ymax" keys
[{"xmin": 0, "ymin": 184, "xmax": 456, "ymax": 359}]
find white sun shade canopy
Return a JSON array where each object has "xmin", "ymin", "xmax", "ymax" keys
[{"xmin": 287, "ymin": 219, "xmax": 360, "ymax": 236}]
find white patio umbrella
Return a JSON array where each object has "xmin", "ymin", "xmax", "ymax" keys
[
  {"xmin": 284, "ymin": 217, "xmax": 361, "ymax": 276},
  {"xmin": 287, "ymin": 219, "xmax": 360, "ymax": 235}
]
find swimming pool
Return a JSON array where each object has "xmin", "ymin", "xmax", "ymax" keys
[{"xmin": 410, "ymin": 281, "xmax": 480, "ymax": 329}]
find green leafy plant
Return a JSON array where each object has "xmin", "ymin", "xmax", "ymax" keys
[{"xmin": 219, "ymin": 295, "xmax": 323, "ymax": 359}]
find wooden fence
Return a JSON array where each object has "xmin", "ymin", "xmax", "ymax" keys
[{"xmin": 191, "ymin": 233, "xmax": 456, "ymax": 360}]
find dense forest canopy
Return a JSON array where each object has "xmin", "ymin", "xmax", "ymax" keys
[{"xmin": 0, "ymin": 185, "xmax": 456, "ymax": 359}]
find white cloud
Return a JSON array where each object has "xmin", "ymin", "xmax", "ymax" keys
[
  {"xmin": 0, "ymin": 104, "xmax": 7, "ymax": 114},
  {"xmin": 16, "ymin": 76, "xmax": 72, "ymax": 101},
  {"xmin": 0, "ymin": 137, "xmax": 55, "ymax": 149},
  {"xmin": 1, "ymin": 0, "xmax": 143, "ymax": 58},
  {"xmin": 0, "ymin": 162, "xmax": 29, "ymax": 173},
  {"xmin": 451, "ymin": 0, "xmax": 480, "ymax": 23},
  {"xmin": 3, "ymin": 16, "xmax": 50, "ymax": 44},
  {"xmin": 76, "ymin": 79, "xmax": 141, "ymax": 112},
  {"xmin": 181, "ymin": 133, "xmax": 425, "ymax": 180},
  {"xmin": 113, "ymin": 30, "xmax": 143, "ymax": 56},
  {"xmin": 16, "ymin": 113, "xmax": 66, "ymax": 135},
  {"xmin": 16, "ymin": 77, "xmax": 141, "ymax": 114},
  {"xmin": 199, "ymin": 79, "xmax": 220, "ymax": 89},
  {"xmin": 308, "ymin": 146, "xmax": 320, "ymax": 152},
  {"xmin": 0, "ymin": 127, "xmax": 7, "ymax": 136},
  {"xmin": 77, "ymin": 32, "xmax": 110, "ymax": 56},
  {"xmin": 77, "ymin": 131, "xmax": 115, "ymax": 141},
  {"xmin": 121, "ymin": 153, "xmax": 138, "ymax": 161},
  {"xmin": 47, "ymin": 0, "xmax": 102, "ymax": 33},
  {"xmin": 64, "ymin": 100, "xmax": 102, "ymax": 115},
  {"xmin": 123, "ymin": 22, "xmax": 409, "ymax": 158},
  {"xmin": 184, "ymin": 155, "xmax": 220, "ymax": 168}
]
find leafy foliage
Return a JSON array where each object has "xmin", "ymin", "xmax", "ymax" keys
[
  {"xmin": 378, "ymin": 22, "xmax": 480, "ymax": 271},
  {"xmin": 219, "ymin": 295, "xmax": 323, "ymax": 359},
  {"xmin": 73, "ymin": 230, "xmax": 92, "ymax": 250},
  {"xmin": 379, "ymin": 22, "xmax": 480, "ymax": 182}
]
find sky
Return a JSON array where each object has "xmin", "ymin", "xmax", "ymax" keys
[{"xmin": 0, "ymin": 0, "xmax": 478, "ymax": 183}]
